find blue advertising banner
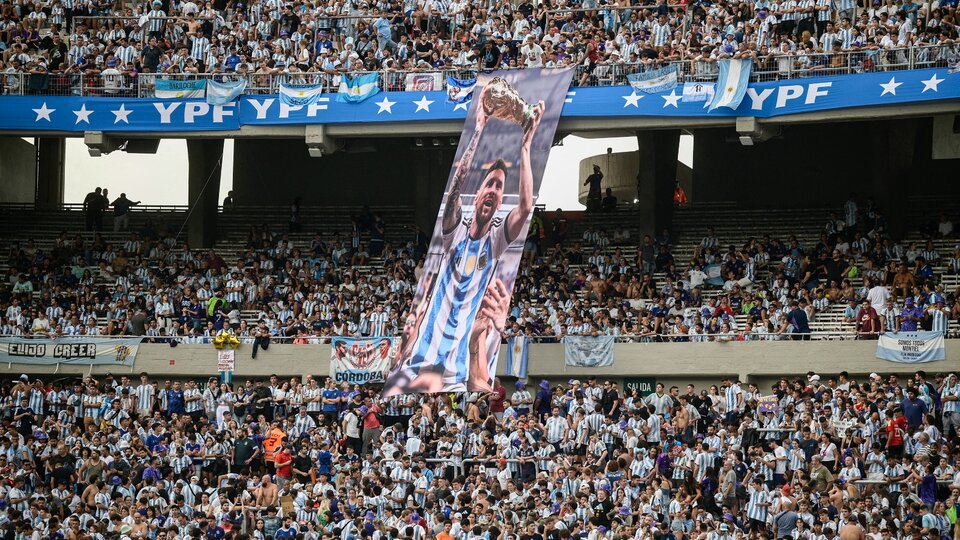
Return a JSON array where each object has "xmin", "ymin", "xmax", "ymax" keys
[
  {"xmin": 0, "ymin": 69, "xmax": 956, "ymax": 132},
  {"xmin": 330, "ymin": 337, "xmax": 396, "ymax": 385},
  {"xmin": 383, "ymin": 68, "xmax": 575, "ymax": 396},
  {"xmin": 563, "ymin": 336, "xmax": 616, "ymax": 368},
  {"xmin": 876, "ymin": 331, "xmax": 946, "ymax": 363},
  {"xmin": 0, "ymin": 337, "xmax": 140, "ymax": 366}
]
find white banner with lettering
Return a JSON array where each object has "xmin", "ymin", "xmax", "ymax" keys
[
  {"xmin": 0, "ymin": 337, "xmax": 140, "ymax": 366},
  {"xmin": 876, "ymin": 331, "xmax": 946, "ymax": 363}
]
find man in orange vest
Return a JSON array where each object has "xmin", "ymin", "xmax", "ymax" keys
[{"xmin": 262, "ymin": 421, "xmax": 287, "ymax": 464}]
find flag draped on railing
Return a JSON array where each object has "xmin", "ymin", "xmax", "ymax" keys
[
  {"xmin": 707, "ymin": 59, "xmax": 753, "ymax": 112},
  {"xmin": 206, "ymin": 78, "xmax": 247, "ymax": 105},
  {"xmin": 337, "ymin": 73, "xmax": 380, "ymax": 103},
  {"xmin": 279, "ymin": 82, "xmax": 325, "ymax": 106}
]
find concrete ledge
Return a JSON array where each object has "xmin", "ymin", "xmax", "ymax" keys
[{"xmin": 2, "ymin": 340, "xmax": 951, "ymax": 390}]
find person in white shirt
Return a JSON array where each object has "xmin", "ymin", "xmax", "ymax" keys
[{"xmin": 520, "ymin": 35, "xmax": 544, "ymax": 68}]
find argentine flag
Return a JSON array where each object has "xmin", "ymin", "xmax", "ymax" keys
[
  {"xmin": 206, "ymin": 78, "xmax": 246, "ymax": 105},
  {"xmin": 337, "ymin": 72, "xmax": 380, "ymax": 103},
  {"xmin": 504, "ymin": 336, "xmax": 529, "ymax": 379},
  {"xmin": 279, "ymin": 82, "xmax": 325, "ymax": 107},
  {"xmin": 707, "ymin": 59, "xmax": 752, "ymax": 112}
]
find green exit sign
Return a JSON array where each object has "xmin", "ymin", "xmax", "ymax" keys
[{"xmin": 624, "ymin": 377, "xmax": 656, "ymax": 397}]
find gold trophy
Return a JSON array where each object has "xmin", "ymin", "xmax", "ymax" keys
[{"xmin": 479, "ymin": 77, "xmax": 540, "ymax": 132}]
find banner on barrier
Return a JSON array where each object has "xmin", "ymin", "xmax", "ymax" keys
[
  {"xmin": 0, "ymin": 337, "xmax": 140, "ymax": 366},
  {"xmin": 330, "ymin": 337, "xmax": 396, "ymax": 384},
  {"xmin": 876, "ymin": 331, "xmax": 946, "ymax": 363},
  {"xmin": 563, "ymin": 336, "xmax": 615, "ymax": 367},
  {"xmin": 383, "ymin": 68, "xmax": 574, "ymax": 395}
]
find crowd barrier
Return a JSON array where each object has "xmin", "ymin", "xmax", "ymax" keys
[{"xmin": 1, "ymin": 45, "xmax": 954, "ymax": 97}]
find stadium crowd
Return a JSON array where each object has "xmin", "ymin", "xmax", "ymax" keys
[
  {"xmin": 1, "ymin": 192, "xmax": 958, "ymax": 344},
  {"xmin": 2, "ymin": 368, "xmax": 960, "ymax": 539},
  {"xmin": 0, "ymin": 0, "xmax": 958, "ymax": 95}
]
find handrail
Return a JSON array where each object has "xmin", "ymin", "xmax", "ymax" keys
[
  {"xmin": 0, "ymin": 331, "xmax": 913, "ymax": 343},
  {"xmin": 1, "ymin": 45, "xmax": 954, "ymax": 98}
]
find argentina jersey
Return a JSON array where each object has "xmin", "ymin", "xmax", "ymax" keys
[{"xmin": 405, "ymin": 213, "xmax": 510, "ymax": 386}]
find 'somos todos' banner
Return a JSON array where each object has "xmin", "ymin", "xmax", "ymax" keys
[
  {"xmin": 563, "ymin": 336, "xmax": 615, "ymax": 367},
  {"xmin": 383, "ymin": 68, "xmax": 574, "ymax": 395},
  {"xmin": 0, "ymin": 337, "xmax": 140, "ymax": 366},
  {"xmin": 331, "ymin": 337, "xmax": 396, "ymax": 384},
  {"xmin": 876, "ymin": 331, "xmax": 946, "ymax": 363}
]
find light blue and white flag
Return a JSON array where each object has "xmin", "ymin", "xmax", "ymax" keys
[
  {"xmin": 563, "ymin": 336, "xmax": 615, "ymax": 367},
  {"xmin": 682, "ymin": 82, "xmax": 715, "ymax": 104},
  {"xmin": 626, "ymin": 65, "xmax": 679, "ymax": 94},
  {"xmin": 876, "ymin": 331, "xmax": 946, "ymax": 363},
  {"xmin": 337, "ymin": 72, "xmax": 380, "ymax": 103},
  {"xmin": 279, "ymin": 82, "xmax": 325, "ymax": 106},
  {"xmin": 504, "ymin": 336, "xmax": 529, "ymax": 378},
  {"xmin": 446, "ymin": 75, "xmax": 477, "ymax": 103},
  {"xmin": 704, "ymin": 263, "xmax": 724, "ymax": 286},
  {"xmin": 206, "ymin": 78, "xmax": 247, "ymax": 105},
  {"xmin": 707, "ymin": 58, "xmax": 752, "ymax": 112},
  {"xmin": 154, "ymin": 78, "xmax": 206, "ymax": 99}
]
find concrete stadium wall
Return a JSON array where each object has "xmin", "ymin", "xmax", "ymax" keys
[
  {"xmin": 690, "ymin": 118, "xmax": 960, "ymax": 211},
  {"xmin": 4, "ymin": 341, "xmax": 953, "ymax": 393},
  {"xmin": 0, "ymin": 137, "xmax": 36, "ymax": 203},
  {"xmin": 232, "ymin": 138, "xmax": 454, "ymax": 217}
]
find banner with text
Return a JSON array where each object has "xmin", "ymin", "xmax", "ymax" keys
[
  {"xmin": 383, "ymin": 68, "xmax": 574, "ymax": 395},
  {"xmin": 876, "ymin": 331, "xmax": 946, "ymax": 363},
  {"xmin": 330, "ymin": 337, "xmax": 397, "ymax": 384},
  {"xmin": 3, "ymin": 69, "xmax": 958, "ymax": 132},
  {"xmin": 563, "ymin": 336, "xmax": 615, "ymax": 367},
  {"xmin": 0, "ymin": 337, "xmax": 140, "ymax": 366}
]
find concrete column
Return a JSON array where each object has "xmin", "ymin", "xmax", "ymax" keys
[
  {"xmin": 870, "ymin": 119, "xmax": 915, "ymax": 238},
  {"xmin": 577, "ymin": 130, "xmax": 680, "ymax": 237},
  {"xmin": 35, "ymin": 137, "xmax": 65, "ymax": 208},
  {"xmin": 634, "ymin": 130, "xmax": 681, "ymax": 237},
  {"xmin": 186, "ymin": 139, "xmax": 224, "ymax": 248},
  {"xmin": 0, "ymin": 138, "xmax": 38, "ymax": 203}
]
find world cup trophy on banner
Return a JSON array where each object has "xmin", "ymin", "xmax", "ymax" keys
[{"xmin": 479, "ymin": 77, "xmax": 541, "ymax": 132}]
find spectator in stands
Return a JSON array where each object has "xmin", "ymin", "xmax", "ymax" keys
[
  {"xmin": 601, "ymin": 188, "xmax": 618, "ymax": 212},
  {"xmin": 111, "ymin": 192, "xmax": 141, "ymax": 232},
  {"xmin": 583, "ymin": 164, "xmax": 603, "ymax": 213}
]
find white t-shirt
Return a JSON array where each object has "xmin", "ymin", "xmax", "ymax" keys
[{"xmin": 520, "ymin": 43, "xmax": 544, "ymax": 67}]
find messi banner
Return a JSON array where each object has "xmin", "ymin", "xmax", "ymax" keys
[
  {"xmin": 563, "ymin": 336, "xmax": 615, "ymax": 368},
  {"xmin": 330, "ymin": 337, "xmax": 396, "ymax": 384},
  {"xmin": 384, "ymin": 68, "xmax": 574, "ymax": 396},
  {"xmin": 0, "ymin": 337, "xmax": 140, "ymax": 366},
  {"xmin": 876, "ymin": 331, "xmax": 946, "ymax": 363}
]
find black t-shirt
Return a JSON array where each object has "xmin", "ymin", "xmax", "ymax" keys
[
  {"xmin": 13, "ymin": 406, "xmax": 32, "ymax": 433},
  {"xmin": 293, "ymin": 454, "xmax": 312, "ymax": 481},
  {"xmin": 415, "ymin": 40, "xmax": 433, "ymax": 58},
  {"xmin": 590, "ymin": 497, "xmax": 613, "ymax": 527},
  {"xmin": 234, "ymin": 437, "xmax": 256, "ymax": 465},
  {"xmin": 142, "ymin": 45, "xmax": 163, "ymax": 71}
]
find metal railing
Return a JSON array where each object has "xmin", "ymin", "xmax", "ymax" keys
[
  {"xmin": 1, "ymin": 44, "xmax": 955, "ymax": 97},
  {"xmin": 0, "ymin": 330, "xmax": 924, "ymax": 344}
]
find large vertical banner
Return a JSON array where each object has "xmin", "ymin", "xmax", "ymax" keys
[{"xmin": 384, "ymin": 68, "xmax": 573, "ymax": 396}]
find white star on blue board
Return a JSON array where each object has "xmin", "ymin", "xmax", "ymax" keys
[
  {"xmin": 112, "ymin": 104, "xmax": 132, "ymax": 124},
  {"xmin": 73, "ymin": 104, "xmax": 93, "ymax": 124},
  {"xmin": 661, "ymin": 90, "xmax": 681, "ymax": 108},
  {"xmin": 33, "ymin": 102, "xmax": 55, "ymax": 122},
  {"xmin": 413, "ymin": 95, "xmax": 434, "ymax": 113},
  {"xmin": 920, "ymin": 73, "xmax": 944, "ymax": 93},
  {"xmin": 622, "ymin": 92, "xmax": 643, "ymax": 108},
  {"xmin": 375, "ymin": 96, "xmax": 396, "ymax": 114},
  {"xmin": 879, "ymin": 77, "xmax": 902, "ymax": 96}
]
